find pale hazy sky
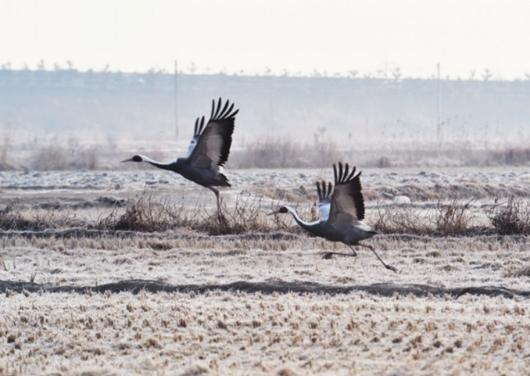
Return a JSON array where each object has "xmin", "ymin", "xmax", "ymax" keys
[{"xmin": 1, "ymin": 0, "xmax": 530, "ymax": 78}]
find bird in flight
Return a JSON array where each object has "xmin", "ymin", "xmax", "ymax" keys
[
  {"xmin": 269, "ymin": 162, "xmax": 396, "ymax": 272},
  {"xmin": 122, "ymin": 98, "xmax": 238, "ymax": 220}
]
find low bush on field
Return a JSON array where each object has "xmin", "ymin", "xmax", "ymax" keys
[
  {"xmin": 97, "ymin": 193, "xmax": 306, "ymax": 235},
  {"xmin": 434, "ymin": 200, "xmax": 474, "ymax": 236},
  {"xmin": 98, "ymin": 195, "xmax": 188, "ymax": 232},
  {"xmin": 488, "ymin": 198, "xmax": 530, "ymax": 235},
  {"xmin": 0, "ymin": 206, "xmax": 80, "ymax": 231},
  {"xmin": 3, "ymin": 194, "xmax": 528, "ymax": 238}
]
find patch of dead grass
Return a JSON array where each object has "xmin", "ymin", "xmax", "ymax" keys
[
  {"xmin": 435, "ymin": 200, "xmax": 474, "ymax": 236},
  {"xmin": 505, "ymin": 266, "xmax": 530, "ymax": 278},
  {"xmin": 374, "ymin": 200, "xmax": 475, "ymax": 236},
  {"xmin": 29, "ymin": 139, "xmax": 99, "ymax": 170},
  {"xmin": 97, "ymin": 195, "xmax": 189, "ymax": 232},
  {"xmin": 488, "ymin": 198, "xmax": 530, "ymax": 235},
  {"xmin": 228, "ymin": 138, "xmax": 343, "ymax": 169},
  {"xmin": 0, "ymin": 205, "xmax": 81, "ymax": 231},
  {"xmin": 97, "ymin": 193, "xmax": 306, "ymax": 235}
]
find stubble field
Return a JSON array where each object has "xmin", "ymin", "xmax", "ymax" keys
[{"xmin": 0, "ymin": 167, "xmax": 529, "ymax": 375}]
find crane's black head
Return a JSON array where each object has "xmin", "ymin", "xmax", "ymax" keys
[
  {"xmin": 267, "ymin": 205, "xmax": 289, "ymax": 215},
  {"xmin": 121, "ymin": 155, "xmax": 143, "ymax": 163}
]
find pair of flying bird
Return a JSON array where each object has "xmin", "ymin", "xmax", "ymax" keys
[{"xmin": 123, "ymin": 98, "xmax": 396, "ymax": 272}]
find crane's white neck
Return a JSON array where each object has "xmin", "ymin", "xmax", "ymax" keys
[
  {"xmin": 284, "ymin": 205, "xmax": 316, "ymax": 229},
  {"xmin": 139, "ymin": 154, "xmax": 176, "ymax": 171}
]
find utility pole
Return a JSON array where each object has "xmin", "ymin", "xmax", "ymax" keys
[
  {"xmin": 436, "ymin": 62, "xmax": 442, "ymax": 151},
  {"xmin": 174, "ymin": 60, "xmax": 179, "ymax": 139}
]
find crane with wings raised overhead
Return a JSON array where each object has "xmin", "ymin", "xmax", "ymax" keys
[
  {"xmin": 269, "ymin": 162, "xmax": 396, "ymax": 272},
  {"xmin": 122, "ymin": 97, "xmax": 238, "ymax": 220}
]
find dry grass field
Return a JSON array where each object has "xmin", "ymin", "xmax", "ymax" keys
[{"xmin": 1, "ymin": 167, "xmax": 529, "ymax": 375}]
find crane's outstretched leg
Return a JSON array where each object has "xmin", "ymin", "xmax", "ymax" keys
[
  {"xmin": 358, "ymin": 244, "xmax": 397, "ymax": 272},
  {"xmin": 208, "ymin": 187, "xmax": 225, "ymax": 222},
  {"xmin": 321, "ymin": 245, "xmax": 358, "ymax": 259}
]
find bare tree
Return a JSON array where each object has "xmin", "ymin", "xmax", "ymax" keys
[
  {"xmin": 376, "ymin": 69, "xmax": 387, "ymax": 79},
  {"xmin": 348, "ymin": 69, "xmax": 358, "ymax": 78},
  {"xmin": 482, "ymin": 68, "xmax": 493, "ymax": 81},
  {"xmin": 188, "ymin": 62, "xmax": 197, "ymax": 74},
  {"xmin": 392, "ymin": 67, "xmax": 402, "ymax": 81}
]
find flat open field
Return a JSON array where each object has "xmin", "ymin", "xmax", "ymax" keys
[{"xmin": 1, "ymin": 167, "xmax": 529, "ymax": 375}]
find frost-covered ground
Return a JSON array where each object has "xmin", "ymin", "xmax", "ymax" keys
[
  {"xmin": 1, "ymin": 167, "xmax": 530, "ymax": 200},
  {"xmin": 1, "ymin": 234, "xmax": 530, "ymax": 291},
  {"xmin": 2, "ymin": 291, "xmax": 529, "ymax": 375},
  {"xmin": 1, "ymin": 167, "xmax": 530, "ymax": 375}
]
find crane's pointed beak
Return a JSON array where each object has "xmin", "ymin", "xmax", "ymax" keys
[
  {"xmin": 121, "ymin": 158, "xmax": 134, "ymax": 163},
  {"xmin": 267, "ymin": 210, "xmax": 280, "ymax": 216}
]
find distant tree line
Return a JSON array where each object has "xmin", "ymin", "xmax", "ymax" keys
[{"xmin": 2, "ymin": 60, "xmax": 530, "ymax": 86}]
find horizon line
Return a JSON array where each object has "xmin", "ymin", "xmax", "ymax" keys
[{"xmin": 2, "ymin": 66, "xmax": 529, "ymax": 83}]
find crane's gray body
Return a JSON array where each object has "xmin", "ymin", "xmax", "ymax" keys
[
  {"xmin": 174, "ymin": 158, "xmax": 230, "ymax": 188},
  {"xmin": 133, "ymin": 157, "xmax": 229, "ymax": 188},
  {"xmin": 288, "ymin": 207, "xmax": 376, "ymax": 245}
]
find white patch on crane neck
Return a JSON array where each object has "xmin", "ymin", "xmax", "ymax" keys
[{"xmin": 284, "ymin": 205, "xmax": 317, "ymax": 227}]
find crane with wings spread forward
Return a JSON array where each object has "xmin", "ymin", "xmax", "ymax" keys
[
  {"xmin": 122, "ymin": 98, "xmax": 238, "ymax": 220},
  {"xmin": 269, "ymin": 162, "xmax": 396, "ymax": 272}
]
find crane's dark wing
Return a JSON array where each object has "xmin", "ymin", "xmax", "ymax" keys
[
  {"xmin": 328, "ymin": 162, "xmax": 365, "ymax": 226},
  {"xmin": 315, "ymin": 180, "xmax": 333, "ymax": 222},
  {"xmin": 187, "ymin": 98, "xmax": 238, "ymax": 169}
]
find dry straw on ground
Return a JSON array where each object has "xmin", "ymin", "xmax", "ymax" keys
[{"xmin": 1, "ymin": 291, "xmax": 529, "ymax": 375}]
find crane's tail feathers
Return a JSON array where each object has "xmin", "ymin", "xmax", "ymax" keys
[
  {"xmin": 217, "ymin": 172, "xmax": 231, "ymax": 187},
  {"xmin": 365, "ymin": 230, "xmax": 377, "ymax": 239}
]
